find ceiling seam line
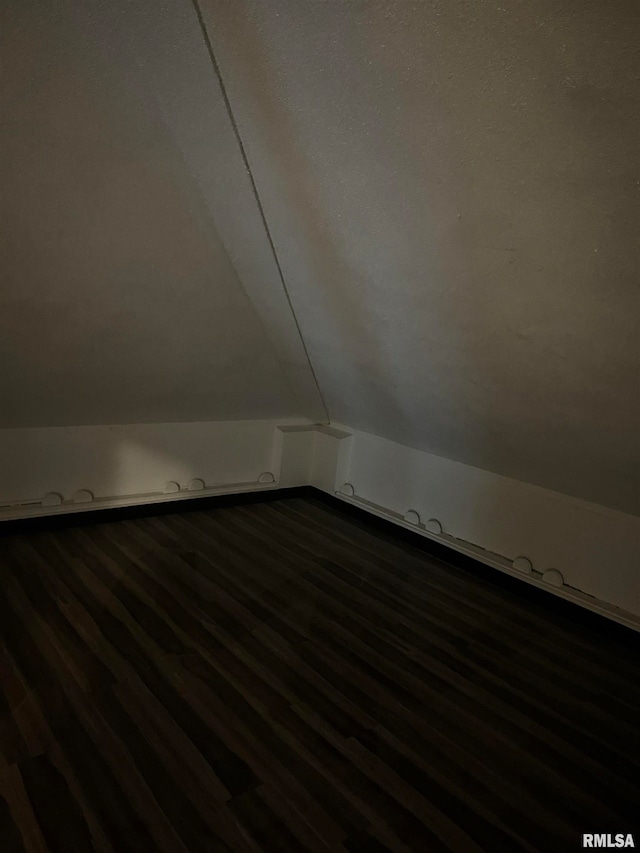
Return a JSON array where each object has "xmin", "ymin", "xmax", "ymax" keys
[{"xmin": 190, "ymin": 0, "xmax": 330, "ymax": 424}]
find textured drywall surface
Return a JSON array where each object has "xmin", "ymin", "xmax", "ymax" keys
[
  {"xmin": 0, "ymin": 420, "xmax": 283, "ymax": 504},
  {"xmin": 203, "ymin": 0, "xmax": 640, "ymax": 514},
  {"xmin": 0, "ymin": 0, "xmax": 325, "ymax": 428}
]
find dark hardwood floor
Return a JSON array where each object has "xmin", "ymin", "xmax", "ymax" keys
[{"xmin": 0, "ymin": 493, "xmax": 638, "ymax": 852}]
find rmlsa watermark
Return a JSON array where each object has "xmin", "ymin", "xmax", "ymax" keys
[{"xmin": 583, "ymin": 835, "xmax": 635, "ymax": 848}]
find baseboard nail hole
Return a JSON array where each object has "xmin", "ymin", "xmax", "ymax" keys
[
  {"xmin": 542, "ymin": 568, "xmax": 564, "ymax": 588},
  {"xmin": 425, "ymin": 518, "xmax": 443, "ymax": 535},
  {"xmin": 404, "ymin": 509, "xmax": 421, "ymax": 525},
  {"xmin": 512, "ymin": 556, "xmax": 533, "ymax": 574}
]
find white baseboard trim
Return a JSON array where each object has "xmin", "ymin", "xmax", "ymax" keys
[
  {"xmin": 1, "ymin": 419, "xmax": 637, "ymax": 632},
  {"xmin": 0, "ymin": 419, "xmax": 297, "ymax": 522},
  {"xmin": 0, "ymin": 480, "xmax": 280, "ymax": 521},
  {"xmin": 334, "ymin": 490, "xmax": 640, "ymax": 633}
]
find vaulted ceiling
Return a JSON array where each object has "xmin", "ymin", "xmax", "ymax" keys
[
  {"xmin": 0, "ymin": 0, "xmax": 324, "ymax": 427},
  {"xmin": 2, "ymin": 0, "xmax": 638, "ymax": 513}
]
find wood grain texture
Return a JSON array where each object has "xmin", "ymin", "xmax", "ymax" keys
[{"xmin": 0, "ymin": 494, "xmax": 638, "ymax": 851}]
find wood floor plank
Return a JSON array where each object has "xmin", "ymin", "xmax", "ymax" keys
[
  {"xmin": 1, "ymin": 494, "xmax": 638, "ymax": 851},
  {"xmin": 275, "ymin": 500, "xmax": 640, "ymax": 679},
  {"xmin": 221, "ymin": 504, "xmax": 640, "ymax": 742},
  {"xmin": 243, "ymin": 501, "xmax": 640, "ymax": 691},
  {"xmin": 0, "ymin": 763, "xmax": 46, "ymax": 853},
  {"xmin": 119, "ymin": 506, "xmax": 640, "ymax": 834},
  {"xmin": 158, "ymin": 508, "xmax": 637, "ymax": 824}
]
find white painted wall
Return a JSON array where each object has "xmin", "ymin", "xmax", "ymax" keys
[
  {"xmin": 1, "ymin": 2, "xmax": 637, "ymax": 626},
  {"xmin": 203, "ymin": 0, "xmax": 640, "ymax": 515},
  {"xmin": 0, "ymin": 0, "xmax": 325, "ymax": 427},
  {"xmin": 0, "ymin": 420, "xmax": 301, "ymax": 509},
  {"xmin": 4, "ymin": 0, "xmax": 636, "ymax": 510}
]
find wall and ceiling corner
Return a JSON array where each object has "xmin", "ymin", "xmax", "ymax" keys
[
  {"xmin": 1, "ymin": 1, "xmax": 638, "ymax": 630},
  {"xmin": 0, "ymin": 0, "xmax": 326, "ymax": 430},
  {"xmin": 194, "ymin": 0, "xmax": 640, "ymax": 515}
]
